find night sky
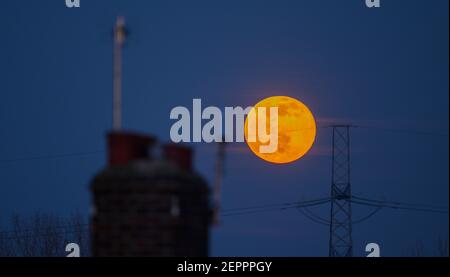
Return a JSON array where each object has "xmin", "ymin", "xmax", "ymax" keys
[{"xmin": 0, "ymin": 0, "xmax": 448, "ymax": 256}]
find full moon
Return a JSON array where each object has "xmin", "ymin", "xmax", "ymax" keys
[{"xmin": 244, "ymin": 96, "xmax": 316, "ymax": 164}]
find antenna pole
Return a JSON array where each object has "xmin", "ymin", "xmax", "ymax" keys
[
  {"xmin": 113, "ymin": 16, "xmax": 126, "ymax": 131},
  {"xmin": 213, "ymin": 140, "xmax": 226, "ymax": 225}
]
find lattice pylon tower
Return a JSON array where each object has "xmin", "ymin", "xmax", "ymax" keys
[{"xmin": 329, "ymin": 125, "xmax": 353, "ymax": 257}]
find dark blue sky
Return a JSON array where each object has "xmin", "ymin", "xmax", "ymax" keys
[{"xmin": 0, "ymin": 0, "xmax": 448, "ymax": 256}]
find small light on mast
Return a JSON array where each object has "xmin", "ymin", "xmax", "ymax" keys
[{"xmin": 113, "ymin": 16, "xmax": 128, "ymax": 131}]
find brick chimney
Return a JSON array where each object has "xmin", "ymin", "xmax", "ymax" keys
[{"xmin": 91, "ymin": 131, "xmax": 210, "ymax": 257}]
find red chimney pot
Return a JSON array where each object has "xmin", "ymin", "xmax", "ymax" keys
[
  {"xmin": 108, "ymin": 132, "xmax": 156, "ymax": 166},
  {"xmin": 163, "ymin": 144, "xmax": 193, "ymax": 171}
]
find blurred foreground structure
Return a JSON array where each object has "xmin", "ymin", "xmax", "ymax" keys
[
  {"xmin": 90, "ymin": 132, "xmax": 210, "ymax": 256},
  {"xmin": 90, "ymin": 17, "xmax": 210, "ymax": 257}
]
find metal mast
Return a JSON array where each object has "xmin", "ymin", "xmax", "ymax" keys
[
  {"xmin": 329, "ymin": 125, "xmax": 353, "ymax": 257},
  {"xmin": 113, "ymin": 16, "xmax": 127, "ymax": 130},
  {"xmin": 213, "ymin": 140, "xmax": 226, "ymax": 225}
]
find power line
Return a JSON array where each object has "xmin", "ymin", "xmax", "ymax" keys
[
  {"xmin": 222, "ymin": 197, "xmax": 331, "ymax": 213},
  {"xmin": 351, "ymin": 199, "xmax": 448, "ymax": 214},
  {"xmin": 222, "ymin": 198, "xmax": 331, "ymax": 217},
  {"xmin": 0, "ymin": 124, "xmax": 446, "ymax": 165},
  {"xmin": 354, "ymin": 125, "xmax": 449, "ymax": 137},
  {"xmin": 297, "ymin": 207, "xmax": 330, "ymax": 226},
  {"xmin": 222, "ymin": 207, "xmax": 294, "ymax": 217},
  {"xmin": 1, "ymin": 195, "xmax": 446, "ymax": 239},
  {"xmin": 320, "ymin": 124, "xmax": 449, "ymax": 137},
  {"xmin": 351, "ymin": 206, "xmax": 383, "ymax": 224},
  {"xmin": 352, "ymin": 195, "xmax": 448, "ymax": 210},
  {"xmin": 0, "ymin": 198, "xmax": 332, "ymax": 238},
  {"xmin": 0, "ymin": 150, "xmax": 104, "ymax": 164},
  {"xmin": 297, "ymin": 205, "xmax": 383, "ymax": 226}
]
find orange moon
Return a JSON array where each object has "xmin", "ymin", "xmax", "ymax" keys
[{"xmin": 244, "ymin": 96, "xmax": 316, "ymax": 164}]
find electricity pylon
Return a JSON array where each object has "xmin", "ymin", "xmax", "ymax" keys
[{"xmin": 329, "ymin": 125, "xmax": 353, "ymax": 257}]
